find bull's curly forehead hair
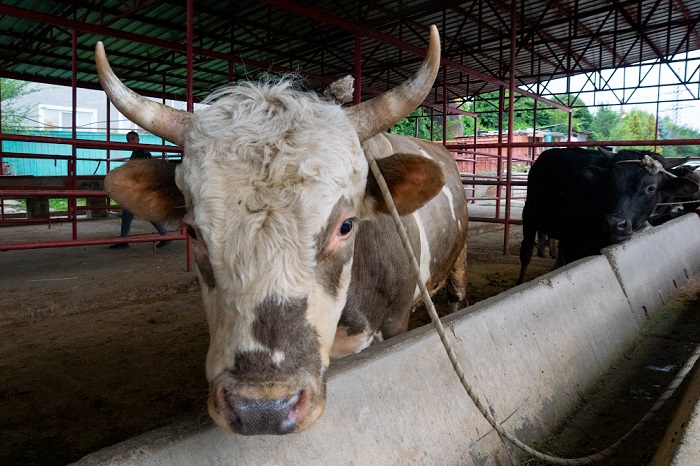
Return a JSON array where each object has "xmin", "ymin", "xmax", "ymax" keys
[
  {"xmin": 186, "ymin": 78, "xmax": 359, "ymax": 164},
  {"xmin": 177, "ymin": 77, "xmax": 368, "ymax": 308}
]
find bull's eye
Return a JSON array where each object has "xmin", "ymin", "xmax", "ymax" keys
[
  {"xmin": 186, "ymin": 224, "xmax": 198, "ymax": 240},
  {"xmin": 646, "ymin": 185, "xmax": 656, "ymax": 195},
  {"xmin": 339, "ymin": 219, "xmax": 353, "ymax": 236}
]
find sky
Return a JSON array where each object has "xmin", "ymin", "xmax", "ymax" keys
[{"xmin": 527, "ymin": 50, "xmax": 700, "ymax": 131}]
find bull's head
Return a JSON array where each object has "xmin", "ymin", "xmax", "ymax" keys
[
  {"xmin": 590, "ymin": 148, "xmax": 698, "ymax": 242},
  {"xmin": 97, "ymin": 26, "xmax": 443, "ymax": 435}
]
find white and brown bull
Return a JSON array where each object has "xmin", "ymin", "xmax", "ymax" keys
[{"xmin": 96, "ymin": 26, "xmax": 468, "ymax": 435}]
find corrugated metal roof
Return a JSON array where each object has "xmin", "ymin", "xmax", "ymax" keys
[{"xmin": 0, "ymin": 0, "xmax": 698, "ymax": 106}]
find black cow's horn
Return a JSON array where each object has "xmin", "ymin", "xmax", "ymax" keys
[
  {"xmin": 95, "ymin": 42, "xmax": 192, "ymax": 147},
  {"xmin": 346, "ymin": 25, "xmax": 441, "ymax": 142}
]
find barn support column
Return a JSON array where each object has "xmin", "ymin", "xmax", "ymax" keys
[
  {"xmin": 184, "ymin": 0, "xmax": 195, "ymax": 272},
  {"xmin": 503, "ymin": 0, "xmax": 517, "ymax": 255},
  {"xmin": 441, "ymin": 12, "xmax": 447, "ymax": 144},
  {"xmin": 496, "ymin": 86, "xmax": 504, "ymax": 222},
  {"xmin": 532, "ymin": 92, "xmax": 538, "ymax": 163},
  {"xmin": 105, "ymin": 94, "xmax": 111, "ymax": 174},
  {"xmin": 186, "ymin": 0, "xmax": 194, "ymax": 112},
  {"xmin": 69, "ymin": 28, "xmax": 78, "ymax": 237},
  {"xmin": 442, "ymin": 65, "xmax": 447, "ymax": 144}
]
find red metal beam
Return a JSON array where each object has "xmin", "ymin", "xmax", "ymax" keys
[
  {"xmin": 492, "ymin": 0, "xmax": 595, "ymax": 71},
  {"xmin": 1, "ymin": 3, "xmax": 464, "ymax": 110},
  {"xmin": 0, "ymin": 189, "xmax": 105, "ymax": 198},
  {"xmin": 545, "ymin": 0, "xmax": 627, "ymax": 68},
  {"xmin": 611, "ymin": 0, "xmax": 666, "ymax": 60},
  {"xmin": 0, "ymin": 4, "xmax": 334, "ymax": 88},
  {"xmin": 0, "ymin": 132, "xmax": 182, "ymax": 153},
  {"xmin": 445, "ymin": 138, "xmax": 700, "ymax": 150},
  {"xmin": 0, "ymin": 234, "xmax": 185, "ymax": 252},
  {"xmin": 259, "ymin": 0, "xmax": 572, "ymax": 113},
  {"xmin": 449, "ymin": 2, "xmax": 562, "ymax": 73}
]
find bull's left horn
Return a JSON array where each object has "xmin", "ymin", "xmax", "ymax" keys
[
  {"xmin": 95, "ymin": 41, "xmax": 192, "ymax": 147},
  {"xmin": 346, "ymin": 25, "xmax": 441, "ymax": 142}
]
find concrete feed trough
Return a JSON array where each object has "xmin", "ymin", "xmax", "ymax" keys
[{"xmin": 76, "ymin": 213, "xmax": 700, "ymax": 465}]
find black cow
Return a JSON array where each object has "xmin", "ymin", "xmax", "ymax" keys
[
  {"xmin": 517, "ymin": 147, "xmax": 698, "ymax": 284},
  {"xmin": 648, "ymin": 164, "xmax": 700, "ymax": 226}
]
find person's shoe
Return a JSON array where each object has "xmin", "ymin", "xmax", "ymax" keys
[
  {"xmin": 109, "ymin": 242, "xmax": 129, "ymax": 249},
  {"xmin": 156, "ymin": 240, "xmax": 171, "ymax": 249}
]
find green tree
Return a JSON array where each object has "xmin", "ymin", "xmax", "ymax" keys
[
  {"xmin": 572, "ymin": 102, "xmax": 593, "ymax": 133},
  {"xmin": 391, "ymin": 108, "xmax": 433, "ymax": 139},
  {"xmin": 392, "ymin": 107, "xmax": 463, "ymax": 141},
  {"xmin": 592, "ymin": 104, "xmax": 621, "ymax": 140},
  {"xmin": 659, "ymin": 117, "xmax": 700, "ymax": 158},
  {"xmin": 608, "ymin": 108, "xmax": 658, "ymax": 151},
  {"xmin": 459, "ymin": 92, "xmax": 593, "ymax": 135},
  {"xmin": 535, "ymin": 94, "xmax": 593, "ymax": 134},
  {"xmin": 1, "ymin": 78, "xmax": 37, "ymax": 133}
]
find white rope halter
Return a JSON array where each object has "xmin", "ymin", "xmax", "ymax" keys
[{"xmin": 616, "ymin": 154, "xmax": 677, "ymax": 177}]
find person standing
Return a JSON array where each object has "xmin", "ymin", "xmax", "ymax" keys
[{"xmin": 109, "ymin": 131, "xmax": 170, "ymax": 249}]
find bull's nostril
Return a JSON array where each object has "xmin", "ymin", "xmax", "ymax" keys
[
  {"xmin": 605, "ymin": 214, "xmax": 630, "ymax": 236},
  {"xmin": 225, "ymin": 391, "xmax": 302, "ymax": 435}
]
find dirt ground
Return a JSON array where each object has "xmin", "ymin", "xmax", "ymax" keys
[{"xmin": 0, "ymin": 214, "xmax": 698, "ymax": 465}]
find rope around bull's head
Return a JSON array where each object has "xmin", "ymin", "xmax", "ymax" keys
[{"xmin": 616, "ymin": 154, "xmax": 677, "ymax": 178}]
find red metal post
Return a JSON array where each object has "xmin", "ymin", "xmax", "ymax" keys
[
  {"xmin": 441, "ymin": 13, "xmax": 447, "ymax": 144},
  {"xmin": 504, "ymin": 0, "xmax": 517, "ymax": 255},
  {"xmin": 442, "ymin": 65, "xmax": 447, "ymax": 144},
  {"xmin": 496, "ymin": 86, "xmax": 504, "ymax": 220},
  {"xmin": 532, "ymin": 96, "xmax": 538, "ymax": 162},
  {"xmin": 70, "ymin": 28, "xmax": 78, "ymax": 239},
  {"xmin": 472, "ymin": 114, "xmax": 477, "ymax": 204},
  {"xmin": 186, "ymin": 0, "xmax": 194, "ymax": 113},
  {"xmin": 0, "ymin": 70, "xmax": 4, "ymax": 220},
  {"xmin": 185, "ymin": 0, "xmax": 195, "ymax": 271},
  {"xmin": 105, "ymin": 94, "xmax": 111, "ymax": 173}
]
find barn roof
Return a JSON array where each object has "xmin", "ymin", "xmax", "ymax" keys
[{"xmin": 0, "ymin": 0, "xmax": 698, "ymax": 107}]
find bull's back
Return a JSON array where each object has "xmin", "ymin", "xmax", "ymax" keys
[
  {"xmin": 398, "ymin": 135, "xmax": 469, "ymax": 292},
  {"xmin": 524, "ymin": 148, "xmax": 605, "ymax": 237}
]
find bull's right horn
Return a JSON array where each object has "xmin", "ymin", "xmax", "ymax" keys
[
  {"xmin": 95, "ymin": 41, "xmax": 192, "ymax": 147},
  {"xmin": 346, "ymin": 25, "xmax": 441, "ymax": 142}
]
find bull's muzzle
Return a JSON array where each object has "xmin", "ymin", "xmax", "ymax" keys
[
  {"xmin": 605, "ymin": 213, "xmax": 632, "ymax": 242},
  {"xmin": 218, "ymin": 388, "xmax": 305, "ymax": 435},
  {"xmin": 209, "ymin": 373, "xmax": 326, "ymax": 435}
]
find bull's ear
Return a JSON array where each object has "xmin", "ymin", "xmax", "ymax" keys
[
  {"xmin": 598, "ymin": 146, "xmax": 616, "ymax": 159},
  {"xmin": 364, "ymin": 153, "xmax": 445, "ymax": 216},
  {"xmin": 662, "ymin": 175, "xmax": 699, "ymax": 197},
  {"xmin": 105, "ymin": 159, "xmax": 186, "ymax": 222},
  {"xmin": 581, "ymin": 165, "xmax": 609, "ymax": 184}
]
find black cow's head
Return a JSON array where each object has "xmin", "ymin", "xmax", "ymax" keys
[{"xmin": 585, "ymin": 148, "xmax": 698, "ymax": 242}]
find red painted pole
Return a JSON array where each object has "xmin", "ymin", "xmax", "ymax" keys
[
  {"xmin": 503, "ymin": 0, "xmax": 517, "ymax": 256},
  {"xmin": 70, "ymin": 28, "xmax": 80, "ymax": 240}
]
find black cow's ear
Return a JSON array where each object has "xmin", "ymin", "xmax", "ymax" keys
[
  {"xmin": 364, "ymin": 153, "xmax": 445, "ymax": 216},
  {"xmin": 661, "ymin": 176, "xmax": 700, "ymax": 197},
  {"xmin": 665, "ymin": 157, "xmax": 691, "ymax": 168},
  {"xmin": 581, "ymin": 166, "xmax": 609, "ymax": 184},
  {"xmin": 598, "ymin": 147, "xmax": 615, "ymax": 159}
]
